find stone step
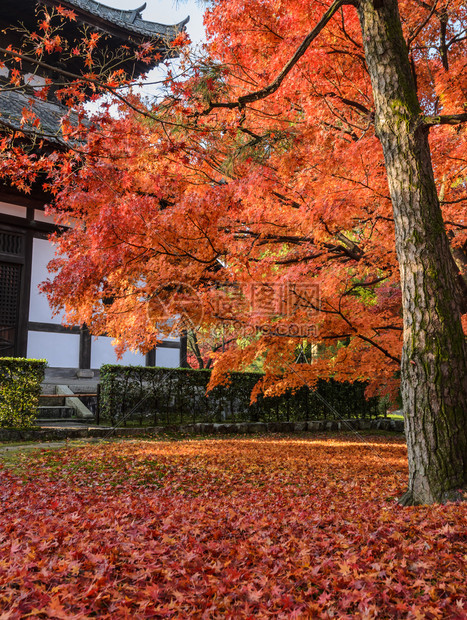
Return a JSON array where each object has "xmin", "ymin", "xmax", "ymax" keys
[
  {"xmin": 42, "ymin": 384, "xmax": 99, "ymax": 393},
  {"xmin": 64, "ymin": 385, "xmax": 99, "ymax": 394},
  {"xmin": 38, "ymin": 395, "xmax": 66, "ymax": 407},
  {"xmin": 36, "ymin": 406, "xmax": 76, "ymax": 419},
  {"xmin": 37, "ymin": 385, "xmax": 96, "ymax": 421},
  {"xmin": 36, "ymin": 419, "xmax": 91, "ymax": 426}
]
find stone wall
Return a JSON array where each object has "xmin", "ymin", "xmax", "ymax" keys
[{"xmin": 0, "ymin": 417, "xmax": 404, "ymax": 443}]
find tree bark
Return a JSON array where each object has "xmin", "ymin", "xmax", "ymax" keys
[{"xmin": 357, "ymin": 0, "xmax": 467, "ymax": 504}]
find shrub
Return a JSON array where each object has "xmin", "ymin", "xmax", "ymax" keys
[
  {"xmin": 100, "ymin": 365, "xmax": 378, "ymax": 426},
  {"xmin": 0, "ymin": 358, "xmax": 47, "ymax": 428}
]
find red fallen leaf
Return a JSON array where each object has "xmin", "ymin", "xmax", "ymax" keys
[
  {"xmin": 0, "ymin": 438, "xmax": 466, "ymax": 618},
  {"xmin": 318, "ymin": 591, "xmax": 332, "ymax": 605},
  {"xmin": 45, "ymin": 597, "xmax": 77, "ymax": 619},
  {"xmin": 9, "ymin": 541, "xmax": 21, "ymax": 554}
]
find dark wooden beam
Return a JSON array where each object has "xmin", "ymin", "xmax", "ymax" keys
[
  {"xmin": 28, "ymin": 321, "xmax": 81, "ymax": 334},
  {"xmin": 79, "ymin": 324, "xmax": 92, "ymax": 369},
  {"xmin": 179, "ymin": 330, "xmax": 188, "ymax": 367},
  {"xmin": 17, "ymin": 228, "xmax": 33, "ymax": 356},
  {"xmin": 0, "ymin": 211, "xmax": 61, "ymax": 234},
  {"xmin": 0, "ymin": 183, "xmax": 49, "ymax": 209},
  {"xmin": 146, "ymin": 349, "xmax": 156, "ymax": 366},
  {"xmin": 157, "ymin": 340, "xmax": 181, "ymax": 349}
]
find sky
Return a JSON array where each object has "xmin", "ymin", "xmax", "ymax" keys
[
  {"xmin": 106, "ymin": 0, "xmax": 207, "ymax": 44},
  {"xmin": 101, "ymin": 0, "xmax": 208, "ymax": 98}
]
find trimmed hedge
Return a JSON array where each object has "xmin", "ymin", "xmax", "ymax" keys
[
  {"xmin": 0, "ymin": 358, "xmax": 47, "ymax": 428},
  {"xmin": 100, "ymin": 365, "xmax": 378, "ymax": 426}
]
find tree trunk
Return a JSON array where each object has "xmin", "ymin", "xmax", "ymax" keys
[{"xmin": 357, "ymin": 0, "xmax": 467, "ymax": 504}]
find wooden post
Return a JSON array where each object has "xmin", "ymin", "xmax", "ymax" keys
[{"xmin": 95, "ymin": 383, "xmax": 101, "ymax": 426}]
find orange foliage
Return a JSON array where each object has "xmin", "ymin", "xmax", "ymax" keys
[{"xmin": 1, "ymin": 437, "xmax": 466, "ymax": 617}]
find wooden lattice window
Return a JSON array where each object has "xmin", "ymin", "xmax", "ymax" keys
[
  {"xmin": 0, "ymin": 261, "xmax": 22, "ymax": 355},
  {"xmin": 0, "ymin": 230, "xmax": 24, "ymax": 256}
]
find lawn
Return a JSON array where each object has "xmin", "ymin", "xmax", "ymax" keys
[{"xmin": 0, "ymin": 435, "xmax": 466, "ymax": 618}]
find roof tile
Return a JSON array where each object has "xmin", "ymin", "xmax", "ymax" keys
[{"xmin": 50, "ymin": 0, "xmax": 189, "ymax": 39}]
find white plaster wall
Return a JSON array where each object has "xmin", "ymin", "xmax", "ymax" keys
[
  {"xmin": 91, "ymin": 336, "xmax": 146, "ymax": 368},
  {"xmin": 27, "ymin": 331, "xmax": 80, "ymax": 367},
  {"xmin": 29, "ymin": 237, "xmax": 64, "ymax": 324},
  {"xmin": 27, "ymin": 237, "xmax": 181, "ymax": 369},
  {"xmin": 34, "ymin": 210, "xmax": 55, "ymax": 224},
  {"xmin": 0, "ymin": 202, "xmax": 27, "ymax": 218},
  {"xmin": 155, "ymin": 347, "xmax": 181, "ymax": 368}
]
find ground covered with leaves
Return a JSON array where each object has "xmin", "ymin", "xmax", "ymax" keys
[{"xmin": 0, "ymin": 435, "xmax": 466, "ymax": 618}]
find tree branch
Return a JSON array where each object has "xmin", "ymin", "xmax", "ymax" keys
[
  {"xmin": 407, "ymin": 0, "xmax": 439, "ymax": 47},
  {"xmin": 442, "ymin": 199, "xmax": 467, "ymax": 206},
  {"xmin": 322, "ymin": 91, "xmax": 372, "ymax": 115},
  {"xmin": 188, "ymin": 330, "xmax": 205, "ymax": 369},
  {"xmin": 0, "ymin": 47, "xmax": 185, "ymax": 129},
  {"xmin": 447, "ymin": 30, "xmax": 466, "ymax": 49},
  {"xmin": 199, "ymin": 0, "xmax": 349, "ymax": 114},
  {"xmin": 412, "ymin": 0, "xmax": 442, "ymax": 18},
  {"xmin": 424, "ymin": 112, "xmax": 467, "ymax": 126},
  {"xmin": 344, "ymin": 275, "xmax": 390, "ymax": 296},
  {"xmin": 357, "ymin": 334, "xmax": 401, "ymax": 364}
]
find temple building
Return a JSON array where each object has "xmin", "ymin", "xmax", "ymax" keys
[{"xmin": 0, "ymin": 0, "xmax": 187, "ymax": 373}]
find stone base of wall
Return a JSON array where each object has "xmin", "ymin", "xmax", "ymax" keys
[{"xmin": 0, "ymin": 417, "xmax": 404, "ymax": 443}]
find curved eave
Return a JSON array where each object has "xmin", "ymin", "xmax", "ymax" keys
[{"xmin": 41, "ymin": 0, "xmax": 189, "ymax": 44}]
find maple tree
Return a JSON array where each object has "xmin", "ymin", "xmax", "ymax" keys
[
  {"xmin": 1, "ymin": 437, "xmax": 466, "ymax": 617},
  {"xmin": 183, "ymin": 329, "xmax": 236, "ymax": 370},
  {"xmin": 1, "ymin": 1, "xmax": 467, "ymax": 505}
]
